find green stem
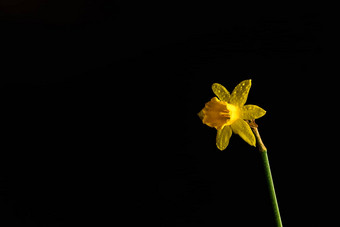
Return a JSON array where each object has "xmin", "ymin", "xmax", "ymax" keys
[
  {"xmin": 261, "ymin": 150, "xmax": 283, "ymax": 227},
  {"xmin": 249, "ymin": 122, "xmax": 282, "ymax": 226}
]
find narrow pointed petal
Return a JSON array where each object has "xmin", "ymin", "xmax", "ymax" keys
[
  {"xmin": 241, "ymin": 105, "xmax": 266, "ymax": 120},
  {"xmin": 229, "ymin": 79, "xmax": 252, "ymax": 107},
  {"xmin": 216, "ymin": 126, "xmax": 232, "ymax": 150},
  {"xmin": 231, "ymin": 119, "xmax": 256, "ymax": 146},
  {"xmin": 212, "ymin": 83, "xmax": 231, "ymax": 102}
]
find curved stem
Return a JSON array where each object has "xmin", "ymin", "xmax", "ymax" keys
[
  {"xmin": 261, "ymin": 150, "xmax": 283, "ymax": 227},
  {"xmin": 251, "ymin": 126, "xmax": 267, "ymax": 153},
  {"xmin": 249, "ymin": 120, "xmax": 283, "ymax": 227}
]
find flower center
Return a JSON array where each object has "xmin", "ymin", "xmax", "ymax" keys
[{"xmin": 225, "ymin": 103, "xmax": 240, "ymax": 126}]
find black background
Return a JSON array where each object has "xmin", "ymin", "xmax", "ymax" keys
[{"xmin": 1, "ymin": 1, "xmax": 323, "ymax": 226}]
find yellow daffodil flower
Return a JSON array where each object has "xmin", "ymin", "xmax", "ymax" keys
[{"xmin": 198, "ymin": 79, "xmax": 266, "ymax": 150}]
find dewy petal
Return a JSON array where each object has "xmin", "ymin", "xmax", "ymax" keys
[
  {"xmin": 241, "ymin": 105, "xmax": 266, "ymax": 120},
  {"xmin": 229, "ymin": 79, "xmax": 252, "ymax": 107},
  {"xmin": 231, "ymin": 119, "xmax": 256, "ymax": 146},
  {"xmin": 216, "ymin": 126, "xmax": 232, "ymax": 151},
  {"xmin": 212, "ymin": 83, "xmax": 231, "ymax": 102}
]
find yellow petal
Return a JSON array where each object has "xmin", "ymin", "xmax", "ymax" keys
[
  {"xmin": 229, "ymin": 79, "xmax": 251, "ymax": 107},
  {"xmin": 231, "ymin": 119, "xmax": 256, "ymax": 146},
  {"xmin": 241, "ymin": 105, "xmax": 266, "ymax": 120},
  {"xmin": 216, "ymin": 126, "xmax": 232, "ymax": 151},
  {"xmin": 212, "ymin": 83, "xmax": 230, "ymax": 102}
]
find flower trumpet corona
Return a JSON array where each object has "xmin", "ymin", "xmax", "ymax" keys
[{"xmin": 198, "ymin": 80, "xmax": 266, "ymax": 150}]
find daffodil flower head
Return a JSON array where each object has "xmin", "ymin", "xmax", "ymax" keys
[{"xmin": 198, "ymin": 80, "xmax": 266, "ymax": 150}]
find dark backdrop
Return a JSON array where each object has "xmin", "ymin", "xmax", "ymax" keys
[{"xmin": 1, "ymin": 2, "xmax": 322, "ymax": 226}]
